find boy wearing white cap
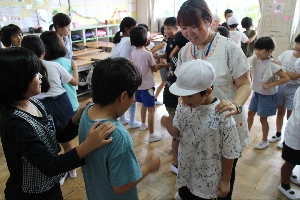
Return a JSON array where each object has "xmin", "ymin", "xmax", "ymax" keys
[
  {"xmin": 228, "ymin": 16, "xmax": 256, "ymax": 48},
  {"xmin": 162, "ymin": 59, "xmax": 242, "ymax": 199}
]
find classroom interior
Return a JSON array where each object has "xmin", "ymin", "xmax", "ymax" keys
[{"xmin": 1, "ymin": 0, "xmax": 300, "ymax": 199}]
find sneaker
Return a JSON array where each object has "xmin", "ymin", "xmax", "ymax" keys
[
  {"xmin": 277, "ymin": 143, "xmax": 283, "ymax": 149},
  {"xmin": 69, "ymin": 170, "xmax": 77, "ymax": 179},
  {"xmin": 149, "ymin": 132, "xmax": 163, "ymax": 143},
  {"xmin": 59, "ymin": 172, "xmax": 68, "ymax": 186},
  {"xmin": 171, "ymin": 164, "xmax": 178, "ymax": 174},
  {"xmin": 155, "ymin": 100, "xmax": 163, "ymax": 105},
  {"xmin": 174, "ymin": 191, "xmax": 182, "ymax": 200},
  {"xmin": 140, "ymin": 123, "xmax": 148, "ymax": 131},
  {"xmin": 291, "ymin": 174, "xmax": 300, "ymax": 185},
  {"xmin": 269, "ymin": 135, "xmax": 281, "ymax": 143},
  {"xmin": 278, "ymin": 184, "xmax": 300, "ymax": 200},
  {"xmin": 128, "ymin": 121, "xmax": 142, "ymax": 129},
  {"xmin": 119, "ymin": 119, "xmax": 130, "ymax": 125},
  {"xmin": 254, "ymin": 141, "xmax": 269, "ymax": 150}
]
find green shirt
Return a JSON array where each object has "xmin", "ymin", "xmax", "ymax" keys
[{"xmin": 241, "ymin": 30, "xmax": 256, "ymax": 58}]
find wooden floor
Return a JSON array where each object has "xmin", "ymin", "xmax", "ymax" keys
[{"xmin": 0, "ymin": 71, "xmax": 299, "ymax": 200}]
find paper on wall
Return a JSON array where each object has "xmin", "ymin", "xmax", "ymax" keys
[{"xmin": 60, "ymin": 0, "xmax": 68, "ymax": 6}]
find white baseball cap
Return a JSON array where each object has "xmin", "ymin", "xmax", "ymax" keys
[
  {"xmin": 170, "ymin": 59, "xmax": 216, "ymax": 96},
  {"xmin": 227, "ymin": 16, "xmax": 239, "ymax": 25}
]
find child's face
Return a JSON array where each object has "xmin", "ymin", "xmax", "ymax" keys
[
  {"xmin": 181, "ymin": 93, "xmax": 207, "ymax": 108},
  {"xmin": 164, "ymin": 25, "xmax": 178, "ymax": 38},
  {"xmin": 255, "ymin": 48, "xmax": 272, "ymax": 60},
  {"xmin": 10, "ymin": 32, "xmax": 22, "ymax": 47},
  {"xmin": 24, "ymin": 73, "xmax": 42, "ymax": 98},
  {"xmin": 56, "ymin": 24, "xmax": 70, "ymax": 37},
  {"xmin": 225, "ymin": 13, "xmax": 233, "ymax": 21},
  {"xmin": 294, "ymin": 42, "xmax": 300, "ymax": 57}
]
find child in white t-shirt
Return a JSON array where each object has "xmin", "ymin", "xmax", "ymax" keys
[
  {"xmin": 130, "ymin": 26, "xmax": 163, "ymax": 142},
  {"xmin": 163, "ymin": 59, "xmax": 242, "ymax": 199},
  {"xmin": 227, "ymin": 16, "xmax": 256, "ymax": 48},
  {"xmin": 247, "ymin": 36, "xmax": 290, "ymax": 150},
  {"xmin": 269, "ymin": 34, "xmax": 300, "ymax": 148}
]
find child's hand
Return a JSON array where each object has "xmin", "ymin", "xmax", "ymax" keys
[
  {"xmin": 160, "ymin": 42, "xmax": 167, "ymax": 49},
  {"xmin": 262, "ymin": 83, "xmax": 270, "ymax": 89},
  {"xmin": 153, "ymin": 53, "xmax": 160, "ymax": 59},
  {"xmin": 144, "ymin": 151, "xmax": 160, "ymax": 173},
  {"xmin": 217, "ymin": 179, "xmax": 230, "ymax": 197}
]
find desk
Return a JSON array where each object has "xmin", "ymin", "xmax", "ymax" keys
[
  {"xmin": 73, "ymin": 48, "xmax": 102, "ymax": 58},
  {"xmin": 74, "ymin": 59, "xmax": 94, "ymax": 72},
  {"xmin": 77, "ymin": 41, "xmax": 114, "ymax": 50},
  {"xmin": 76, "ymin": 52, "xmax": 111, "ymax": 61}
]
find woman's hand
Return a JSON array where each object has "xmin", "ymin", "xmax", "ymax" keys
[{"xmin": 215, "ymin": 99, "xmax": 237, "ymax": 116}]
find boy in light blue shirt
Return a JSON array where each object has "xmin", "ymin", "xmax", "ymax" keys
[{"xmin": 78, "ymin": 57, "xmax": 160, "ymax": 200}]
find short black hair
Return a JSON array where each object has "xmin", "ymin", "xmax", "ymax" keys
[
  {"xmin": 0, "ymin": 47, "xmax": 41, "ymax": 106},
  {"xmin": 21, "ymin": 35, "xmax": 50, "ymax": 93},
  {"xmin": 0, "ymin": 24, "xmax": 23, "ymax": 47},
  {"xmin": 241, "ymin": 17, "xmax": 253, "ymax": 29},
  {"xmin": 175, "ymin": 31, "xmax": 189, "ymax": 49},
  {"xmin": 92, "ymin": 57, "xmax": 142, "ymax": 106},
  {"xmin": 295, "ymin": 33, "xmax": 300, "ymax": 43},
  {"xmin": 40, "ymin": 31, "xmax": 66, "ymax": 60},
  {"xmin": 49, "ymin": 24, "xmax": 54, "ymax": 31},
  {"xmin": 213, "ymin": 26, "xmax": 229, "ymax": 38},
  {"xmin": 138, "ymin": 23, "xmax": 149, "ymax": 31},
  {"xmin": 224, "ymin": 9, "xmax": 233, "ymax": 18},
  {"xmin": 229, "ymin": 24, "xmax": 238, "ymax": 29},
  {"xmin": 21, "ymin": 35, "xmax": 45, "ymax": 58},
  {"xmin": 130, "ymin": 26, "xmax": 148, "ymax": 47},
  {"xmin": 164, "ymin": 17, "xmax": 177, "ymax": 27},
  {"xmin": 254, "ymin": 36, "xmax": 275, "ymax": 51},
  {"xmin": 53, "ymin": 13, "xmax": 71, "ymax": 31}
]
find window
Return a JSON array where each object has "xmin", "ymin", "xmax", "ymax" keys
[{"xmin": 155, "ymin": 0, "xmax": 261, "ymax": 28}]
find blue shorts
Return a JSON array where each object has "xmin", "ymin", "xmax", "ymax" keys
[
  {"xmin": 248, "ymin": 92, "xmax": 277, "ymax": 118},
  {"xmin": 40, "ymin": 92, "xmax": 75, "ymax": 126},
  {"xmin": 135, "ymin": 87, "xmax": 155, "ymax": 107},
  {"xmin": 277, "ymin": 84, "xmax": 300, "ymax": 110}
]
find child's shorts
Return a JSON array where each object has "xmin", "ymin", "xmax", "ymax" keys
[
  {"xmin": 277, "ymin": 84, "xmax": 300, "ymax": 110},
  {"xmin": 248, "ymin": 92, "xmax": 277, "ymax": 118},
  {"xmin": 135, "ymin": 87, "xmax": 155, "ymax": 107},
  {"xmin": 159, "ymin": 68, "xmax": 168, "ymax": 82},
  {"xmin": 282, "ymin": 142, "xmax": 300, "ymax": 165}
]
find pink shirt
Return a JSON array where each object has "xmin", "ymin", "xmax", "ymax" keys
[{"xmin": 131, "ymin": 48, "xmax": 156, "ymax": 90}]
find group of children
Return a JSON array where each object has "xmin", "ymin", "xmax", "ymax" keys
[{"xmin": 1, "ymin": 4, "xmax": 300, "ymax": 200}]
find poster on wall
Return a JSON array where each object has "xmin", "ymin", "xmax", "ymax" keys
[
  {"xmin": 273, "ymin": 0, "xmax": 284, "ymax": 14},
  {"xmin": 0, "ymin": 6, "xmax": 22, "ymax": 28}
]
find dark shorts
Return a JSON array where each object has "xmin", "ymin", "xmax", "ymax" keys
[
  {"xmin": 178, "ymin": 186, "xmax": 220, "ymax": 200},
  {"xmin": 248, "ymin": 92, "xmax": 277, "ymax": 117},
  {"xmin": 135, "ymin": 87, "xmax": 155, "ymax": 107},
  {"xmin": 282, "ymin": 142, "xmax": 300, "ymax": 165},
  {"xmin": 40, "ymin": 93, "xmax": 75, "ymax": 126},
  {"xmin": 159, "ymin": 68, "xmax": 168, "ymax": 81}
]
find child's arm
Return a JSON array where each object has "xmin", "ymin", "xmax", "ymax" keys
[
  {"xmin": 285, "ymin": 70, "xmax": 300, "ymax": 80},
  {"xmin": 262, "ymin": 69, "xmax": 290, "ymax": 89},
  {"xmin": 153, "ymin": 52, "xmax": 166, "ymax": 59},
  {"xmin": 112, "ymin": 152, "xmax": 160, "ymax": 194},
  {"xmin": 169, "ymin": 45, "xmax": 179, "ymax": 59},
  {"xmin": 217, "ymin": 157, "xmax": 234, "ymax": 197},
  {"xmin": 160, "ymin": 116, "xmax": 180, "ymax": 138},
  {"xmin": 68, "ymin": 59, "xmax": 78, "ymax": 86},
  {"xmin": 157, "ymin": 62, "xmax": 172, "ymax": 69},
  {"xmin": 150, "ymin": 42, "xmax": 166, "ymax": 54},
  {"xmin": 245, "ymin": 30, "xmax": 257, "ymax": 44},
  {"xmin": 151, "ymin": 64, "xmax": 158, "ymax": 72}
]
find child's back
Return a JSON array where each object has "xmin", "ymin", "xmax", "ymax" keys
[{"xmin": 241, "ymin": 17, "xmax": 256, "ymax": 57}]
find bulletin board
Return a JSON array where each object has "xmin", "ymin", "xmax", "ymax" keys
[
  {"xmin": 69, "ymin": 0, "xmax": 136, "ymax": 27},
  {"xmin": 0, "ymin": 0, "xmax": 69, "ymax": 32}
]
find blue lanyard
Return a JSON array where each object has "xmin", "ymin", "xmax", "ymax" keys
[{"xmin": 194, "ymin": 33, "xmax": 217, "ymax": 58}]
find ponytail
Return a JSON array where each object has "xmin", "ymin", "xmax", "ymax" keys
[
  {"xmin": 113, "ymin": 31, "xmax": 122, "ymax": 44},
  {"xmin": 39, "ymin": 61, "xmax": 50, "ymax": 92}
]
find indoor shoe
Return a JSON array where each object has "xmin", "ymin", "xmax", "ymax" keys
[
  {"xmin": 149, "ymin": 132, "xmax": 163, "ymax": 143},
  {"xmin": 155, "ymin": 99, "xmax": 163, "ymax": 105},
  {"xmin": 291, "ymin": 174, "xmax": 300, "ymax": 185},
  {"xmin": 128, "ymin": 121, "xmax": 142, "ymax": 129},
  {"xmin": 140, "ymin": 123, "xmax": 148, "ymax": 131},
  {"xmin": 69, "ymin": 170, "xmax": 77, "ymax": 179},
  {"xmin": 119, "ymin": 119, "xmax": 130, "ymax": 125},
  {"xmin": 254, "ymin": 141, "xmax": 269, "ymax": 150},
  {"xmin": 269, "ymin": 135, "xmax": 281, "ymax": 143},
  {"xmin": 171, "ymin": 163, "xmax": 178, "ymax": 174},
  {"xmin": 277, "ymin": 143, "xmax": 283, "ymax": 149},
  {"xmin": 278, "ymin": 184, "xmax": 300, "ymax": 200},
  {"xmin": 174, "ymin": 191, "xmax": 182, "ymax": 200},
  {"xmin": 59, "ymin": 172, "xmax": 68, "ymax": 186}
]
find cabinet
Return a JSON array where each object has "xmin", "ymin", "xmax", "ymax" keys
[{"xmin": 70, "ymin": 24, "xmax": 119, "ymax": 46}]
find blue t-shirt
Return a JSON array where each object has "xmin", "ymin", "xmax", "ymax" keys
[
  {"xmin": 78, "ymin": 104, "xmax": 142, "ymax": 200},
  {"xmin": 52, "ymin": 57, "xmax": 79, "ymax": 111},
  {"xmin": 64, "ymin": 36, "xmax": 73, "ymax": 59}
]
